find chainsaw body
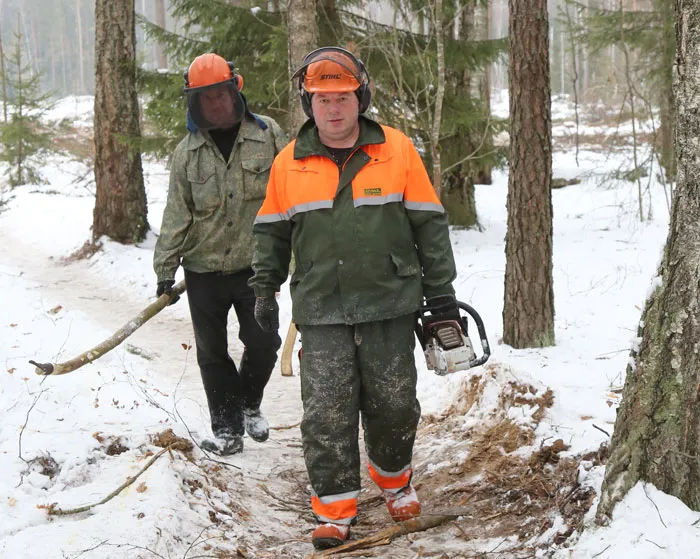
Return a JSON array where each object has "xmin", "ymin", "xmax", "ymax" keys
[{"xmin": 416, "ymin": 300, "xmax": 490, "ymax": 376}]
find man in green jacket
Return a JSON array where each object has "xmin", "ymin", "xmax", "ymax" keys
[
  {"xmin": 154, "ymin": 53, "xmax": 288, "ymax": 455},
  {"xmin": 249, "ymin": 47, "xmax": 460, "ymax": 549}
]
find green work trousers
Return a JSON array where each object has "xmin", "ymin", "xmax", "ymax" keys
[{"xmin": 299, "ymin": 313, "xmax": 421, "ymax": 497}]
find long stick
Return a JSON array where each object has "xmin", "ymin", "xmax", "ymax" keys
[
  {"xmin": 47, "ymin": 444, "xmax": 174, "ymax": 516},
  {"xmin": 313, "ymin": 510, "xmax": 469, "ymax": 557},
  {"xmin": 30, "ymin": 280, "xmax": 186, "ymax": 376}
]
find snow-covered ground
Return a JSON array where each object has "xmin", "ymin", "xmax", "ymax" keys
[{"xmin": 0, "ymin": 96, "xmax": 697, "ymax": 558}]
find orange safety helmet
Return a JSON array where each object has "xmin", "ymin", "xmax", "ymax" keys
[
  {"xmin": 184, "ymin": 53, "xmax": 244, "ymax": 91},
  {"xmin": 292, "ymin": 47, "xmax": 372, "ymax": 118},
  {"xmin": 302, "ymin": 51, "xmax": 362, "ymax": 93},
  {"xmin": 183, "ymin": 53, "xmax": 246, "ymax": 130}
]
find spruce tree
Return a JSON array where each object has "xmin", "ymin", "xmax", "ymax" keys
[
  {"xmin": 137, "ymin": 0, "xmax": 505, "ymax": 229},
  {"xmin": 0, "ymin": 23, "xmax": 53, "ymax": 188},
  {"xmin": 138, "ymin": 0, "xmax": 287, "ymax": 155},
  {"xmin": 566, "ymin": 0, "xmax": 675, "ymax": 184},
  {"xmin": 347, "ymin": 0, "xmax": 506, "ymax": 226}
]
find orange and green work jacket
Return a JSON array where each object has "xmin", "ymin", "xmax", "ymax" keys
[{"xmin": 250, "ymin": 116, "xmax": 457, "ymax": 325}]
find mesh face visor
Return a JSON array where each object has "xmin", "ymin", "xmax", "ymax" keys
[{"xmin": 186, "ymin": 81, "xmax": 244, "ymax": 131}]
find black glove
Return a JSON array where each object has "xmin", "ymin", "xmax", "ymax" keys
[
  {"xmin": 156, "ymin": 280, "xmax": 180, "ymax": 305},
  {"xmin": 424, "ymin": 294, "xmax": 461, "ymax": 323},
  {"xmin": 254, "ymin": 296, "xmax": 279, "ymax": 332}
]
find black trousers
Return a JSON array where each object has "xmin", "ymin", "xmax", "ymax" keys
[{"xmin": 184, "ymin": 268, "xmax": 281, "ymax": 437}]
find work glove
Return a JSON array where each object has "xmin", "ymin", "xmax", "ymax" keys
[
  {"xmin": 254, "ymin": 296, "xmax": 279, "ymax": 332},
  {"xmin": 424, "ymin": 294, "xmax": 461, "ymax": 324},
  {"xmin": 156, "ymin": 280, "xmax": 180, "ymax": 305}
]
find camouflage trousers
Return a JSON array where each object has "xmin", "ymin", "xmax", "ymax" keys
[{"xmin": 299, "ymin": 313, "xmax": 421, "ymax": 498}]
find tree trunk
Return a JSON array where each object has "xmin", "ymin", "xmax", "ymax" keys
[
  {"xmin": 0, "ymin": 27, "xmax": 7, "ymax": 123},
  {"xmin": 93, "ymin": 0, "xmax": 148, "ymax": 244},
  {"xmin": 473, "ymin": 0, "xmax": 492, "ymax": 186},
  {"xmin": 502, "ymin": 0, "xmax": 554, "ymax": 349},
  {"xmin": 431, "ymin": 0, "xmax": 445, "ymax": 194},
  {"xmin": 440, "ymin": 161, "xmax": 478, "ymax": 228},
  {"xmin": 15, "ymin": 19, "xmax": 24, "ymax": 186},
  {"xmin": 76, "ymin": 0, "xmax": 86, "ymax": 94},
  {"xmin": 655, "ymin": 0, "xmax": 676, "ymax": 184},
  {"xmin": 287, "ymin": 0, "xmax": 318, "ymax": 132},
  {"xmin": 154, "ymin": 0, "xmax": 167, "ymax": 69},
  {"xmin": 596, "ymin": 0, "xmax": 700, "ymax": 523},
  {"xmin": 60, "ymin": 23, "xmax": 68, "ymax": 94}
]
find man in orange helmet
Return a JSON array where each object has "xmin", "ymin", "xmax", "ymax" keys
[
  {"xmin": 154, "ymin": 53, "xmax": 288, "ymax": 456},
  {"xmin": 249, "ymin": 47, "xmax": 459, "ymax": 549}
]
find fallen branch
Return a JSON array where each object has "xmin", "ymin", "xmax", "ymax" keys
[
  {"xmin": 30, "ymin": 281, "xmax": 186, "ymax": 376},
  {"xmin": 551, "ymin": 177, "xmax": 581, "ymax": 189},
  {"xmin": 46, "ymin": 444, "xmax": 175, "ymax": 516},
  {"xmin": 313, "ymin": 508, "xmax": 472, "ymax": 557}
]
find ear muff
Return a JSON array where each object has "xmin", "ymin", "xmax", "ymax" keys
[
  {"xmin": 300, "ymin": 87, "xmax": 313, "ymax": 119},
  {"xmin": 296, "ymin": 47, "xmax": 372, "ymax": 118}
]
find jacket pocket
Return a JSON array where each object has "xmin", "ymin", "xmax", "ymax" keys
[
  {"xmin": 242, "ymin": 158, "xmax": 273, "ymax": 200},
  {"xmin": 290, "ymin": 260, "xmax": 312, "ymax": 288},
  {"xmin": 187, "ymin": 169, "xmax": 220, "ymax": 212},
  {"xmin": 390, "ymin": 252, "xmax": 420, "ymax": 277}
]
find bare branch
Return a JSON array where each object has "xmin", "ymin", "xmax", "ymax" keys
[{"xmin": 30, "ymin": 280, "xmax": 186, "ymax": 376}]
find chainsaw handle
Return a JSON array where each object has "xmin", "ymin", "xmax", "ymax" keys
[{"xmin": 458, "ymin": 302, "xmax": 491, "ymax": 368}]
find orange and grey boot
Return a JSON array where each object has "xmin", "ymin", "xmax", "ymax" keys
[
  {"xmin": 312, "ymin": 523, "xmax": 350, "ymax": 550},
  {"xmin": 368, "ymin": 462, "xmax": 421, "ymax": 522},
  {"xmin": 310, "ymin": 491, "xmax": 358, "ymax": 550}
]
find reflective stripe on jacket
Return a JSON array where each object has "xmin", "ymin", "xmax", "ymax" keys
[{"xmin": 250, "ymin": 116, "xmax": 457, "ymax": 325}]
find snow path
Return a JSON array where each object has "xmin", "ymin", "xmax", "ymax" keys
[{"xmin": 0, "ymin": 193, "xmax": 320, "ymax": 558}]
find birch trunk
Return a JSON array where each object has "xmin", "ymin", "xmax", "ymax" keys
[
  {"xmin": 597, "ymin": 0, "xmax": 700, "ymax": 522},
  {"xmin": 431, "ymin": 0, "xmax": 445, "ymax": 195}
]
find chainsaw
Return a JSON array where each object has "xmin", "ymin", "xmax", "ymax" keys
[{"xmin": 415, "ymin": 298, "xmax": 491, "ymax": 376}]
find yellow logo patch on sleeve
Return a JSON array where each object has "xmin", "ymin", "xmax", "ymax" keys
[{"xmin": 364, "ymin": 187, "xmax": 382, "ymax": 196}]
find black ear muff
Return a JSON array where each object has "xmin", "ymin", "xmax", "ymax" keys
[
  {"xmin": 300, "ymin": 84, "xmax": 314, "ymax": 119},
  {"xmin": 183, "ymin": 70, "xmax": 189, "ymax": 88},
  {"xmin": 355, "ymin": 59, "xmax": 372, "ymax": 114}
]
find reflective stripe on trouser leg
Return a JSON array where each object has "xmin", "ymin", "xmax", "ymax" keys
[
  {"xmin": 310, "ymin": 491, "xmax": 360, "ymax": 525},
  {"xmin": 367, "ymin": 461, "xmax": 412, "ymax": 494},
  {"xmin": 300, "ymin": 323, "xmax": 362, "ymax": 497},
  {"xmin": 357, "ymin": 313, "xmax": 421, "ymax": 475}
]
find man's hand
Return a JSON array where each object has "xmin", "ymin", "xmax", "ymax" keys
[
  {"xmin": 254, "ymin": 296, "xmax": 279, "ymax": 332},
  {"xmin": 425, "ymin": 294, "xmax": 461, "ymax": 323},
  {"xmin": 156, "ymin": 280, "xmax": 180, "ymax": 305}
]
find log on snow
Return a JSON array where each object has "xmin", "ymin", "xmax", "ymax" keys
[{"xmin": 313, "ymin": 509, "xmax": 470, "ymax": 557}]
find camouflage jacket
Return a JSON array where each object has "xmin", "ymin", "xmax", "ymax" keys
[{"xmin": 154, "ymin": 113, "xmax": 288, "ymax": 282}]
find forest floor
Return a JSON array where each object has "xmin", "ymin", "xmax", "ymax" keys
[{"xmin": 0, "ymin": 95, "xmax": 675, "ymax": 559}]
